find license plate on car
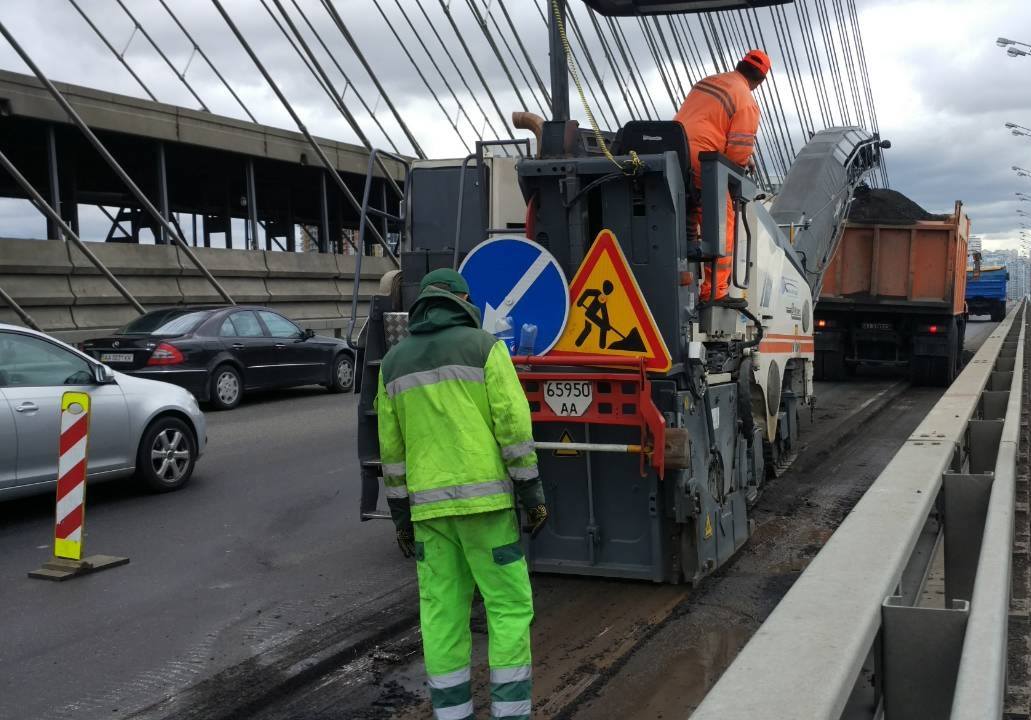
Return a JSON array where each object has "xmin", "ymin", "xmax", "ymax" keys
[
  {"xmin": 543, "ymin": 381, "xmax": 593, "ymax": 417},
  {"xmin": 100, "ymin": 353, "xmax": 134, "ymax": 363}
]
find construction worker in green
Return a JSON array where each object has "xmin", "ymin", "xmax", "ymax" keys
[{"xmin": 376, "ymin": 268, "xmax": 548, "ymax": 720}]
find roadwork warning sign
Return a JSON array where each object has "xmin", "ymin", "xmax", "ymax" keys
[{"xmin": 549, "ymin": 229, "xmax": 671, "ymax": 372}]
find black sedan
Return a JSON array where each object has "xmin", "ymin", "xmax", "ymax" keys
[{"xmin": 82, "ymin": 306, "xmax": 356, "ymax": 410}]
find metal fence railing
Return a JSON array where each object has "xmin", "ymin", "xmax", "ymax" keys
[{"xmin": 691, "ymin": 302, "xmax": 1027, "ymax": 720}]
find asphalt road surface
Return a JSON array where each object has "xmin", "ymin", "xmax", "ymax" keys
[
  {"xmin": 0, "ymin": 387, "xmax": 401, "ymax": 720},
  {"xmin": 0, "ymin": 321, "xmax": 1000, "ymax": 719}
]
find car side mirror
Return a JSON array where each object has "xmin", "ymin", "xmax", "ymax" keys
[
  {"xmin": 93, "ymin": 364, "xmax": 116, "ymax": 385},
  {"xmin": 303, "ymin": 328, "xmax": 315, "ymax": 340}
]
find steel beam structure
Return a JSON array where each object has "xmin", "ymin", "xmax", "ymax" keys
[{"xmin": 0, "ymin": 21, "xmax": 235, "ymax": 304}]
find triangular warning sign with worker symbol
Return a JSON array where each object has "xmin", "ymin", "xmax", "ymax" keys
[{"xmin": 549, "ymin": 229, "xmax": 672, "ymax": 372}]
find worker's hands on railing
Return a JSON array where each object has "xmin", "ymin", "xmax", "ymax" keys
[
  {"xmin": 522, "ymin": 504, "xmax": 549, "ymax": 539},
  {"xmin": 396, "ymin": 524, "xmax": 416, "ymax": 558}
]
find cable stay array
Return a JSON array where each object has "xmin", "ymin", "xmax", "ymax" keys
[{"xmin": 55, "ymin": 0, "xmax": 887, "ymax": 189}]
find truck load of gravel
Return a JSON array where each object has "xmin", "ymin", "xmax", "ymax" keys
[{"xmin": 847, "ymin": 185, "xmax": 950, "ymax": 224}]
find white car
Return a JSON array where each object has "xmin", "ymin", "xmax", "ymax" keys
[{"xmin": 0, "ymin": 323, "xmax": 207, "ymax": 500}]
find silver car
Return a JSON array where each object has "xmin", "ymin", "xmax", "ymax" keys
[{"xmin": 0, "ymin": 323, "xmax": 206, "ymax": 500}]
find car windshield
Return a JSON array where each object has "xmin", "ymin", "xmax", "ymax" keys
[{"xmin": 119, "ymin": 310, "xmax": 209, "ymax": 336}]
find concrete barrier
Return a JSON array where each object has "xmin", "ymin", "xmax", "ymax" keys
[{"xmin": 0, "ymin": 238, "xmax": 392, "ymax": 342}]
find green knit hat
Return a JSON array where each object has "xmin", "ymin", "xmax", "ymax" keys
[{"xmin": 420, "ymin": 268, "xmax": 470, "ymax": 296}]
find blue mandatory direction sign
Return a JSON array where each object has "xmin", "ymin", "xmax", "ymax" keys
[{"xmin": 459, "ymin": 236, "xmax": 570, "ymax": 355}]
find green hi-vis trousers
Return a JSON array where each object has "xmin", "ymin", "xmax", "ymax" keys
[{"xmin": 414, "ymin": 509, "xmax": 534, "ymax": 720}]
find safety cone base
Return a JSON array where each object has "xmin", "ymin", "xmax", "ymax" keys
[{"xmin": 28, "ymin": 554, "xmax": 129, "ymax": 582}]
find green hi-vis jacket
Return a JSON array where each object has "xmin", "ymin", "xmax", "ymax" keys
[{"xmin": 375, "ymin": 286, "xmax": 544, "ymax": 524}]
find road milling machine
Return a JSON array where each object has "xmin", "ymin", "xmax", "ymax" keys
[{"xmin": 355, "ymin": 0, "xmax": 887, "ymax": 583}]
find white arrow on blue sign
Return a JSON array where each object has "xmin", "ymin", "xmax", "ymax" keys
[{"xmin": 459, "ymin": 236, "xmax": 569, "ymax": 355}]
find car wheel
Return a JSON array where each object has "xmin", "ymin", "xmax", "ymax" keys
[
  {"xmin": 210, "ymin": 364, "xmax": 242, "ymax": 410},
  {"xmin": 136, "ymin": 417, "xmax": 197, "ymax": 492},
  {"xmin": 328, "ymin": 352, "xmax": 355, "ymax": 393}
]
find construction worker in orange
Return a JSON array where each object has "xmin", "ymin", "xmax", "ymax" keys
[{"xmin": 674, "ymin": 49, "xmax": 771, "ymax": 302}]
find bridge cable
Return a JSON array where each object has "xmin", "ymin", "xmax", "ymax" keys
[
  {"xmin": 830, "ymin": 0, "xmax": 865, "ymax": 127},
  {"xmin": 65, "ymin": 0, "xmax": 158, "ymax": 102},
  {"xmin": 794, "ymin": 0, "xmax": 834, "ymax": 127},
  {"xmin": 211, "ymin": 0, "xmax": 398, "ymax": 261},
  {"xmin": 432, "ymin": 0, "xmax": 517, "ymax": 142},
  {"xmin": 660, "ymin": 15, "xmax": 693, "ymax": 93},
  {"xmin": 410, "ymin": 0, "xmax": 507, "ymax": 143},
  {"xmin": 739, "ymin": 9, "xmax": 798, "ymax": 159},
  {"xmin": 771, "ymin": 5, "xmax": 816, "ymax": 138},
  {"xmin": 288, "ymin": 0, "xmax": 405, "ymax": 153},
  {"xmin": 813, "ymin": 0, "xmax": 851, "ymax": 123},
  {"xmin": 319, "ymin": 0, "xmax": 426, "ymax": 158},
  {"xmin": 497, "ymin": 0, "xmax": 552, "ymax": 108},
  {"xmin": 366, "ymin": 0, "xmax": 473, "ymax": 149},
  {"xmin": 608, "ymin": 17, "xmax": 659, "ymax": 118},
  {"xmin": 565, "ymin": 4, "xmax": 623, "ymax": 129},
  {"xmin": 482, "ymin": 1, "xmax": 551, "ymax": 116},
  {"xmin": 112, "ymin": 0, "xmax": 210, "ymax": 112},
  {"xmin": 461, "ymin": 0, "xmax": 544, "ymax": 118},
  {"xmin": 582, "ymin": 5, "xmax": 643, "ymax": 120},
  {"xmin": 157, "ymin": 0, "xmax": 257, "ymax": 123},
  {"xmin": 636, "ymin": 17, "xmax": 679, "ymax": 111},
  {"xmin": 383, "ymin": 0, "xmax": 486, "ymax": 143},
  {"xmin": 717, "ymin": 11, "xmax": 787, "ymax": 181}
]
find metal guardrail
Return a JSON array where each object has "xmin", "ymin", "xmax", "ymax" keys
[{"xmin": 692, "ymin": 302, "xmax": 1026, "ymax": 720}]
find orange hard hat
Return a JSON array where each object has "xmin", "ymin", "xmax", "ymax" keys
[{"xmin": 741, "ymin": 49, "xmax": 772, "ymax": 76}]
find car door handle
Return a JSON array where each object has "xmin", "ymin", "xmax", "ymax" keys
[
  {"xmin": 275, "ymin": 343, "xmax": 286, "ymax": 350},
  {"xmin": 15, "ymin": 402, "xmax": 38, "ymax": 413},
  {"xmin": 231, "ymin": 343, "xmax": 245, "ymax": 350}
]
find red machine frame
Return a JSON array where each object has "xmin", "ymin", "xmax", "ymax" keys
[{"xmin": 509, "ymin": 355, "xmax": 667, "ymax": 478}]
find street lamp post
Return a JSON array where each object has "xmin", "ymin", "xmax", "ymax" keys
[
  {"xmin": 998, "ymin": 37, "xmax": 1031, "ymax": 56},
  {"xmin": 1007, "ymin": 122, "xmax": 1031, "ymax": 138}
]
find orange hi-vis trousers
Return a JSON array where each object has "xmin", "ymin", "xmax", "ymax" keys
[{"xmin": 694, "ymin": 188, "xmax": 736, "ymax": 301}]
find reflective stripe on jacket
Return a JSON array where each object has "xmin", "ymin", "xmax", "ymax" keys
[{"xmin": 376, "ymin": 287, "xmax": 539, "ymax": 522}]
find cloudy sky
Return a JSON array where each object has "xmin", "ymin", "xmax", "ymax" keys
[{"xmin": 0, "ymin": 0, "xmax": 1028, "ymax": 250}]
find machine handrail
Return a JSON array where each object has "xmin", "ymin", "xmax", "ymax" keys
[
  {"xmin": 349, "ymin": 148, "xmax": 412, "ymax": 346},
  {"xmin": 692, "ymin": 302, "xmax": 1026, "ymax": 719}
]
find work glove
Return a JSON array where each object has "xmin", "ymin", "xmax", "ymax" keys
[
  {"xmin": 522, "ymin": 504, "xmax": 549, "ymax": 539},
  {"xmin": 396, "ymin": 524, "xmax": 416, "ymax": 558}
]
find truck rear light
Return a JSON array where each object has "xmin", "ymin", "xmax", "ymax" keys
[
  {"xmin": 148, "ymin": 342, "xmax": 185, "ymax": 366},
  {"xmin": 929, "ymin": 325, "xmax": 939, "ymax": 334}
]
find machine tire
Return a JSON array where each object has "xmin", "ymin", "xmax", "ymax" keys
[
  {"xmin": 328, "ymin": 352, "xmax": 355, "ymax": 393},
  {"xmin": 210, "ymin": 364, "xmax": 243, "ymax": 410},
  {"xmin": 136, "ymin": 416, "xmax": 197, "ymax": 492}
]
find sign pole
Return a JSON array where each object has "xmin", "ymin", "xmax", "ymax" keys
[{"xmin": 29, "ymin": 392, "xmax": 129, "ymax": 581}]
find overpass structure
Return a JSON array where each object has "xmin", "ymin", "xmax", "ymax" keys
[{"xmin": 0, "ymin": 70, "xmax": 402, "ymax": 341}]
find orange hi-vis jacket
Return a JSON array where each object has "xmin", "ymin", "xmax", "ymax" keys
[
  {"xmin": 673, "ymin": 70, "xmax": 760, "ymax": 299},
  {"xmin": 673, "ymin": 69, "xmax": 760, "ymax": 180}
]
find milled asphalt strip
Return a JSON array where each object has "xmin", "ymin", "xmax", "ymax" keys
[
  {"xmin": 545, "ymin": 380, "xmax": 911, "ymax": 719},
  {"xmin": 140, "ymin": 383, "xmax": 910, "ymax": 720},
  {"xmin": 128, "ymin": 582, "xmax": 420, "ymax": 720},
  {"xmin": 793, "ymin": 380, "xmax": 909, "ymax": 474}
]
